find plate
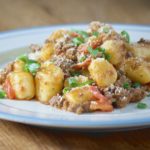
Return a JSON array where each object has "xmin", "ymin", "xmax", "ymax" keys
[{"xmin": 0, "ymin": 24, "xmax": 150, "ymax": 131}]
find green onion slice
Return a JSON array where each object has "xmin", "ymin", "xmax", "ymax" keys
[
  {"xmin": 63, "ymin": 87, "xmax": 71, "ymax": 94},
  {"xmin": 78, "ymin": 80, "xmax": 94, "ymax": 87},
  {"xmin": 17, "ymin": 54, "xmax": 29, "ymax": 63},
  {"xmin": 71, "ymin": 29, "xmax": 89, "ymax": 38},
  {"xmin": 18, "ymin": 54, "xmax": 40, "ymax": 75},
  {"xmin": 70, "ymin": 71, "xmax": 81, "ymax": 76},
  {"xmin": 25, "ymin": 63, "xmax": 41, "ymax": 75},
  {"xmin": 87, "ymin": 47, "xmax": 99, "ymax": 57},
  {"xmin": 120, "ymin": 30, "xmax": 130, "ymax": 43},
  {"xmin": 0, "ymin": 90, "xmax": 6, "ymax": 99},
  {"xmin": 102, "ymin": 27, "xmax": 110, "ymax": 33},
  {"xmin": 123, "ymin": 82, "xmax": 130, "ymax": 89},
  {"xmin": 72, "ymin": 37, "xmax": 84, "ymax": 46},
  {"xmin": 132, "ymin": 82, "xmax": 141, "ymax": 88},
  {"xmin": 87, "ymin": 46, "xmax": 111, "ymax": 60},
  {"xmin": 68, "ymin": 78, "xmax": 79, "ymax": 87},
  {"xmin": 93, "ymin": 31, "xmax": 99, "ymax": 37},
  {"xmin": 137, "ymin": 102, "xmax": 147, "ymax": 109},
  {"xmin": 79, "ymin": 56, "xmax": 86, "ymax": 62},
  {"xmin": 63, "ymin": 77, "xmax": 94, "ymax": 95}
]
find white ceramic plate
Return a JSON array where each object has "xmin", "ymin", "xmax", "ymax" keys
[{"xmin": 0, "ymin": 24, "xmax": 150, "ymax": 131}]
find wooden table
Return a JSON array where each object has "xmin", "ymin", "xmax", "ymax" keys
[{"xmin": 0, "ymin": 0, "xmax": 150, "ymax": 149}]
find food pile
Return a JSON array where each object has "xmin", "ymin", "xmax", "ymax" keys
[{"xmin": 0, "ymin": 22, "xmax": 150, "ymax": 113}]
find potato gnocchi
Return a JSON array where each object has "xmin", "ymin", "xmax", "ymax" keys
[{"xmin": 0, "ymin": 21, "xmax": 150, "ymax": 114}]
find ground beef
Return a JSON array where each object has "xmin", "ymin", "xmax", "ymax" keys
[
  {"xmin": 102, "ymin": 85, "xmax": 130, "ymax": 108},
  {"xmin": 55, "ymin": 42, "xmax": 77, "ymax": 61},
  {"xmin": 88, "ymin": 21, "xmax": 124, "ymax": 45},
  {"xmin": 49, "ymin": 94, "xmax": 65, "ymax": 109},
  {"xmin": 129, "ymin": 88, "xmax": 146, "ymax": 102},
  {"xmin": 65, "ymin": 47, "xmax": 77, "ymax": 60},
  {"xmin": 89, "ymin": 21, "xmax": 101, "ymax": 32},
  {"xmin": 115, "ymin": 71, "xmax": 132, "ymax": 87},
  {"xmin": 138, "ymin": 38, "xmax": 150, "ymax": 45},
  {"xmin": 49, "ymin": 94, "xmax": 91, "ymax": 114},
  {"xmin": 0, "ymin": 62, "xmax": 13, "ymax": 84},
  {"xmin": 51, "ymin": 55, "xmax": 74, "ymax": 76},
  {"xmin": 102, "ymin": 73, "xmax": 147, "ymax": 108}
]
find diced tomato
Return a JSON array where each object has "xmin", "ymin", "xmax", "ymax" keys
[
  {"xmin": 70, "ymin": 32, "xmax": 80, "ymax": 37},
  {"xmin": 90, "ymin": 86, "xmax": 113, "ymax": 112},
  {"xmin": 90, "ymin": 100, "xmax": 113, "ymax": 112},
  {"xmin": 77, "ymin": 44, "xmax": 88, "ymax": 54},
  {"xmin": 3, "ymin": 79, "xmax": 16, "ymax": 99},
  {"xmin": 72, "ymin": 58, "xmax": 91, "ymax": 70},
  {"xmin": 91, "ymin": 39, "xmax": 102, "ymax": 49}
]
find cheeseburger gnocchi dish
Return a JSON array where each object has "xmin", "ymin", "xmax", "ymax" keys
[{"xmin": 0, "ymin": 21, "xmax": 150, "ymax": 114}]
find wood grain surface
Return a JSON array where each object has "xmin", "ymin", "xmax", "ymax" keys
[{"xmin": 0, "ymin": 0, "xmax": 150, "ymax": 150}]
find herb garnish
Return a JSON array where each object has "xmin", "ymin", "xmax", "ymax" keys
[
  {"xmin": 137, "ymin": 102, "xmax": 147, "ymax": 109},
  {"xmin": 63, "ymin": 77, "xmax": 94, "ymax": 94},
  {"xmin": 120, "ymin": 30, "xmax": 130, "ymax": 43},
  {"xmin": 0, "ymin": 90, "xmax": 6, "ymax": 98},
  {"xmin": 123, "ymin": 82, "xmax": 130, "ymax": 89},
  {"xmin": 18, "ymin": 54, "xmax": 40, "ymax": 75},
  {"xmin": 71, "ymin": 29, "xmax": 89, "ymax": 38},
  {"xmin": 87, "ymin": 47, "xmax": 99, "ymax": 57},
  {"xmin": 79, "ymin": 56, "xmax": 86, "ymax": 62},
  {"xmin": 87, "ymin": 46, "xmax": 111, "ymax": 61},
  {"xmin": 93, "ymin": 31, "xmax": 99, "ymax": 37},
  {"xmin": 132, "ymin": 82, "xmax": 141, "ymax": 88},
  {"xmin": 72, "ymin": 37, "xmax": 84, "ymax": 46},
  {"xmin": 63, "ymin": 87, "xmax": 71, "ymax": 94},
  {"xmin": 102, "ymin": 27, "xmax": 110, "ymax": 33}
]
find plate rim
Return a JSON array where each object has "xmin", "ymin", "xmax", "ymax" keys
[
  {"xmin": 0, "ymin": 23, "xmax": 150, "ymax": 130},
  {"xmin": 0, "ymin": 23, "xmax": 150, "ymax": 37}
]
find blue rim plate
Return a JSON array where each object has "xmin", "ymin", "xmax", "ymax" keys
[{"xmin": 0, "ymin": 23, "xmax": 150, "ymax": 131}]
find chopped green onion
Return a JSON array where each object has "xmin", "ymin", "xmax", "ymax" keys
[
  {"xmin": 25, "ymin": 62, "xmax": 41, "ymax": 75},
  {"xmin": 0, "ymin": 90, "xmax": 6, "ymax": 98},
  {"xmin": 63, "ymin": 87, "xmax": 71, "ymax": 94},
  {"xmin": 99, "ymin": 47, "xmax": 105, "ymax": 53},
  {"xmin": 72, "ymin": 37, "xmax": 84, "ymax": 46},
  {"xmin": 104, "ymin": 53, "xmax": 111, "ymax": 61},
  {"xmin": 18, "ymin": 54, "xmax": 40, "ymax": 75},
  {"xmin": 102, "ymin": 27, "xmax": 110, "ymax": 33},
  {"xmin": 71, "ymin": 30, "xmax": 89, "ymax": 38},
  {"xmin": 63, "ymin": 77, "xmax": 94, "ymax": 95},
  {"xmin": 70, "ymin": 71, "xmax": 81, "ymax": 76},
  {"xmin": 87, "ymin": 46, "xmax": 111, "ymax": 60},
  {"xmin": 79, "ymin": 56, "xmax": 86, "ymax": 62},
  {"xmin": 68, "ymin": 78, "xmax": 78, "ymax": 87},
  {"xmin": 137, "ymin": 102, "xmax": 147, "ymax": 109},
  {"xmin": 17, "ymin": 54, "xmax": 29, "ymax": 63},
  {"xmin": 120, "ymin": 30, "xmax": 130, "ymax": 43},
  {"xmin": 132, "ymin": 82, "xmax": 141, "ymax": 88},
  {"xmin": 93, "ymin": 31, "xmax": 99, "ymax": 37},
  {"xmin": 68, "ymin": 77, "xmax": 94, "ymax": 88},
  {"xmin": 78, "ymin": 80, "xmax": 94, "ymax": 87},
  {"xmin": 99, "ymin": 47, "xmax": 111, "ymax": 61},
  {"xmin": 123, "ymin": 82, "xmax": 130, "ymax": 89},
  {"xmin": 77, "ymin": 31, "xmax": 89, "ymax": 39},
  {"xmin": 87, "ymin": 47, "xmax": 99, "ymax": 57}
]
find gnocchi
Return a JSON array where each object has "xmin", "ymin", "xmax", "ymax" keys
[
  {"xmin": 88, "ymin": 58, "xmax": 117, "ymax": 87},
  {"xmin": 101, "ymin": 40, "xmax": 126, "ymax": 66},
  {"xmin": 35, "ymin": 63, "xmax": 64, "ymax": 103},
  {"xmin": 4, "ymin": 72, "xmax": 35, "ymax": 100},
  {"xmin": 124, "ymin": 57, "xmax": 150, "ymax": 84}
]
